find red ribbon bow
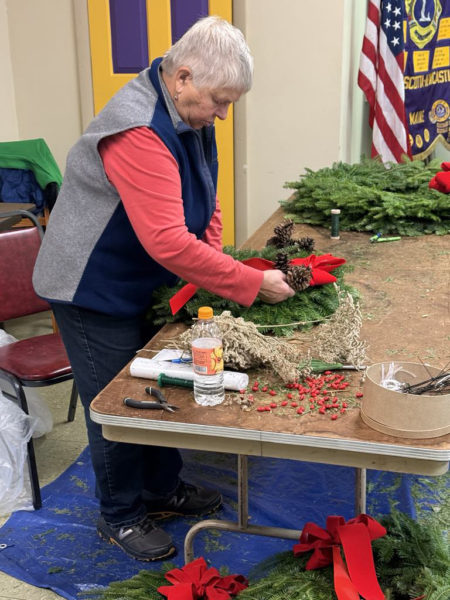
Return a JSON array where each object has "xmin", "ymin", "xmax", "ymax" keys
[
  {"xmin": 429, "ymin": 161, "xmax": 450, "ymax": 193},
  {"xmin": 293, "ymin": 514, "xmax": 387, "ymax": 600},
  {"xmin": 241, "ymin": 254, "xmax": 346, "ymax": 286},
  {"xmin": 169, "ymin": 253, "xmax": 345, "ymax": 315},
  {"xmin": 157, "ymin": 557, "xmax": 249, "ymax": 600}
]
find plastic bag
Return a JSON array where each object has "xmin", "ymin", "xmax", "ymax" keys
[
  {"xmin": 19, "ymin": 387, "xmax": 53, "ymax": 438},
  {"xmin": 380, "ymin": 362, "xmax": 416, "ymax": 392},
  {"xmin": 0, "ymin": 390, "xmax": 36, "ymax": 515},
  {"xmin": 0, "ymin": 329, "xmax": 53, "ymax": 437}
]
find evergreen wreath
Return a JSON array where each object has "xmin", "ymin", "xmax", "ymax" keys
[
  {"xmin": 282, "ymin": 157, "xmax": 450, "ymax": 237},
  {"xmin": 82, "ymin": 509, "xmax": 450, "ymax": 600},
  {"xmin": 150, "ymin": 244, "xmax": 356, "ymax": 337}
]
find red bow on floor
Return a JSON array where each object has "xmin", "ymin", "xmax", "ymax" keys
[
  {"xmin": 157, "ymin": 557, "xmax": 249, "ymax": 600},
  {"xmin": 429, "ymin": 161, "xmax": 450, "ymax": 193},
  {"xmin": 293, "ymin": 514, "xmax": 386, "ymax": 600},
  {"xmin": 169, "ymin": 253, "xmax": 345, "ymax": 315}
]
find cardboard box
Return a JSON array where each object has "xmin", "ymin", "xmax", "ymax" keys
[{"xmin": 361, "ymin": 362, "xmax": 450, "ymax": 439}]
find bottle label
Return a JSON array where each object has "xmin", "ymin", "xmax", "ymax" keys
[{"xmin": 192, "ymin": 342, "xmax": 224, "ymax": 375}]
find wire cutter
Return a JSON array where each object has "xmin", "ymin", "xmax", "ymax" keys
[{"xmin": 123, "ymin": 387, "xmax": 179, "ymax": 412}]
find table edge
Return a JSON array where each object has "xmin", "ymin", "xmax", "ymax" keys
[{"xmin": 90, "ymin": 408, "xmax": 450, "ymax": 463}]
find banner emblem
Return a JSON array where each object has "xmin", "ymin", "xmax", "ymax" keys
[
  {"xmin": 407, "ymin": 0, "xmax": 442, "ymax": 48},
  {"xmin": 429, "ymin": 98, "xmax": 450, "ymax": 140},
  {"xmin": 429, "ymin": 98, "xmax": 450, "ymax": 122}
]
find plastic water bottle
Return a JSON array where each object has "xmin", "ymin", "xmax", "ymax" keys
[{"xmin": 191, "ymin": 306, "xmax": 225, "ymax": 406}]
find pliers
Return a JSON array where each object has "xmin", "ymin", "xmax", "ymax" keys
[{"xmin": 123, "ymin": 387, "xmax": 179, "ymax": 413}]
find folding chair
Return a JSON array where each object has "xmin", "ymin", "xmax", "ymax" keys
[{"xmin": 0, "ymin": 210, "xmax": 77, "ymax": 509}]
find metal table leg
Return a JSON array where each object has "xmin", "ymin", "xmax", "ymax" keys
[
  {"xmin": 184, "ymin": 458, "xmax": 369, "ymax": 562},
  {"xmin": 355, "ymin": 467, "xmax": 367, "ymax": 513},
  {"xmin": 184, "ymin": 454, "xmax": 302, "ymax": 563}
]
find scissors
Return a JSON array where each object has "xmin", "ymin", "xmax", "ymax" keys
[
  {"xmin": 123, "ymin": 387, "xmax": 179, "ymax": 413},
  {"xmin": 170, "ymin": 352, "xmax": 192, "ymax": 364}
]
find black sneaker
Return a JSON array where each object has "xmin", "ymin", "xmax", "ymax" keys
[
  {"xmin": 97, "ymin": 514, "xmax": 175, "ymax": 561},
  {"xmin": 145, "ymin": 481, "xmax": 222, "ymax": 519}
]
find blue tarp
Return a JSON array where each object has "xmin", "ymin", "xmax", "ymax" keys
[{"xmin": 0, "ymin": 446, "xmax": 442, "ymax": 600}]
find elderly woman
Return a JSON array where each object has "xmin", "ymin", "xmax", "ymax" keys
[{"xmin": 33, "ymin": 16, "xmax": 294, "ymax": 561}]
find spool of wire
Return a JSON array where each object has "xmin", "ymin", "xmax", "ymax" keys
[{"xmin": 330, "ymin": 208, "xmax": 340, "ymax": 239}]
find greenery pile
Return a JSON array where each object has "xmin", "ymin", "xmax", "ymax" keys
[
  {"xmin": 238, "ymin": 511, "xmax": 449, "ymax": 600},
  {"xmin": 150, "ymin": 244, "xmax": 357, "ymax": 337},
  {"xmin": 84, "ymin": 509, "xmax": 449, "ymax": 600},
  {"xmin": 282, "ymin": 157, "xmax": 450, "ymax": 236},
  {"xmin": 168, "ymin": 310, "xmax": 305, "ymax": 382}
]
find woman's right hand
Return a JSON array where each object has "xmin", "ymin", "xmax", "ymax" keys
[{"xmin": 257, "ymin": 269, "xmax": 295, "ymax": 304}]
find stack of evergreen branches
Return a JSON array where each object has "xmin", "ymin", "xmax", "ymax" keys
[
  {"xmin": 84, "ymin": 510, "xmax": 449, "ymax": 600},
  {"xmin": 282, "ymin": 157, "xmax": 450, "ymax": 236},
  {"xmin": 150, "ymin": 244, "xmax": 356, "ymax": 337}
]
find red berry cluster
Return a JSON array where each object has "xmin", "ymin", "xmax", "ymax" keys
[{"xmin": 240, "ymin": 372, "xmax": 363, "ymax": 421}]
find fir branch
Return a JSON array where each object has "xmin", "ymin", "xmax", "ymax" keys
[
  {"xmin": 282, "ymin": 157, "xmax": 450, "ymax": 236},
  {"xmin": 241, "ymin": 552, "xmax": 335, "ymax": 600},
  {"xmin": 81, "ymin": 564, "xmax": 172, "ymax": 599},
  {"xmin": 373, "ymin": 511, "xmax": 449, "ymax": 599}
]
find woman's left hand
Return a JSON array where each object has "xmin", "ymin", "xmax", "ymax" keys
[{"xmin": 257, "ymin": 269, "xmax": 295, "ymax": 304}]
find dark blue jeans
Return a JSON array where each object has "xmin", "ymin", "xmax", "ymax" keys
[{"xmin": 51, "ymin": 303, "xmax": 182, "ymax": 527}]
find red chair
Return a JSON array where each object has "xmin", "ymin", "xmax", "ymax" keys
[{"xmin": 0, "ymin": 211, "xmax": 77, "ymax": 509}]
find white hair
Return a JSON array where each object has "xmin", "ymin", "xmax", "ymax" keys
[{"xmin": 161, "ymin": 16, "xmax": 253, "ymax": 93}]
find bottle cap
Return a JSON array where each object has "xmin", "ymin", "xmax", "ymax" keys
[{"xmin": 198, "ymin": 306, "xmax": 213, "ymax": 319}]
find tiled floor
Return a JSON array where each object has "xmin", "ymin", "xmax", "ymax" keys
[{"xmin": 0, "ymin": 313, "xmax": 88, "ymax": 599}]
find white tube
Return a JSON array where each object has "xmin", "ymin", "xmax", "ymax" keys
[{"xmin": 129, "ymin": 357, "xmax": 248, "ymax": 391}]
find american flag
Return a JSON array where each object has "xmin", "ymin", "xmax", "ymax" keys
[{"xmin": 358, "ymin": 0, "xmax": 411, "ymax": 163}]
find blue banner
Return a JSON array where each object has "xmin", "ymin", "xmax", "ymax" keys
[{"xmin": 404, "ymin": 0, "xmax": 450, "ymax": 158}]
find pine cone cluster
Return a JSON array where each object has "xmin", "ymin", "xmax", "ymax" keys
[
  {"xmin": 266, "ymin": 220, "xmax": 315, "ymax": 253},
  {"xmin": 274, "ymin": 252, "xmax": 290, "ymax": 273},
  {"xmin": 286, "ymin": 265, "xmax": 312, "ymax": 292},
  {"xmin": 295, "ymin": 236, "xmax": 315, "ymax": 253},
  {"xmin": 274, "ymin": 252, "xmax": 312, "ymax": 291},
  {"xmin": 266, "ymin": 221, "xmax": 315, "ymax": 292},
  {"xmin": 266, "ymin": 220, "xmax": 295, "ymax": 248}
]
